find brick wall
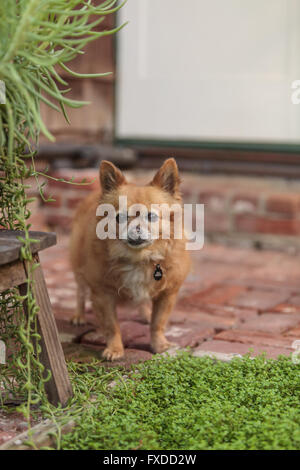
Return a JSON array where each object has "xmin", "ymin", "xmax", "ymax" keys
[
  {"xmin": 28, "ymin": 168, "xmax": 300, "ymax": 251},
  {"xmin": 39, "ymin": 13, "xmax": 115, "ymax": 145}
]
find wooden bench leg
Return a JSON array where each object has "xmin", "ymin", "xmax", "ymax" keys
[{"xmin": 20, "ymin": 254, "xmax": 73, "ymax": 406}]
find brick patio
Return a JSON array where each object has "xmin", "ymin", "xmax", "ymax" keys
[
  {"xmin": 39, "ymin": 234, "xmax": 300, "ymax": 364},
  {"xmin": 2, "ymin": 234, "xmax": 300, "ymax": 447}
]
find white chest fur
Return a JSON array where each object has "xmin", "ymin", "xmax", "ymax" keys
[
  {"xmin": 118, "ymin": 264, "xmax": 151, "ymax": 304},
  {"xmin": 114, "ymin": 250, "xmax": 164, "ymax": 304}
]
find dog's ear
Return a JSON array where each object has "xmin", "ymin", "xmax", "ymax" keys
[
  {"xmin": 100, "ymin": 160, "xmax": 126, "ymax": 192},
  {"xmin": 150, "ymin": 158, "xmax": 180, "ymax": 195}
]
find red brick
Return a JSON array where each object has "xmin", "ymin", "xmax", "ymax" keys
[
  {"xmin": 77, "ymin": 321, "xmax": 150, "ymax": 350},
  {"xmin": 52, "ymin": 298, "xmax": 74, "ymax": 312},
  {"xmin": 288, "ymin": 295, "xmax": 300, "ymax": 307},
  {"xmin": 26, "ymin": 198, "xmax": 48, "ymax": 231},
  {"xmin": 46, "ymin": 214, "xmax": 72, "ymax": 230},
  {"xmin": 184, "ymin": 285, "xmax": 246, "ymax": 306},
  {"xmin": 231, "ymin": 193, "xmax": 259, "ymax": 214},
  {"xmin": 0, "ymin": 431, "xmax": 17, "ymax": 445},
  {"xmin": 235, "ymin": 214, "xmax": 299, "ymax": 235},
  {"xmin": 273, "ymin": 303, "xmax": 300, "ymax": 314},
  {"xmin": 16, "ymin": 422, "xmax": 29, "ymax": 432},
  {"xmin": 236, "ymin": 278, "xmax": 300, "ymax": 293},
  {"xmin": 214, "ymin": 329, "xmax": 294, "ymax": 349},
  {"xmin": 170, "ymin": 308, "xmax": 236, "ymax": 329},
  {"xmin": 230, "ymin": 289, "xmax": 289, "ymax": 311},
  {"xmin": 0, "ymin": 411, "xmax": 26, "ymax": 435},
  {"xmin": 80, "ymin": 329, "xmax": 105, "ymax": 346},
  {"xmin": 120, "ymin": 321, "xmax": 149, "ymax": 347},
  {"xmin": 177, "ymin": 281, "xmax": 203, "ymax": 300},
  {"xmin": 166, "ymin": 325, "xmax": 214, "ymax": 348},
  {"xmin": 127, "ymin": 337, "xmax": 151, "ymax": 352},
  {"xmin": 234, "ymin": 214, "xmax": 258, "ymax": 233},
  {"xmin": 63, "ymin": 343, "xmax": 153, "ymax": 366},
  {"xmin": 27, "ymin": 212, "xmax": 48, "ymax": 231},
  {"xmin": 265, "ymin": 194, "xmax": 300, "ymax": 215},
  {"xmin": 198, "ymin": 191, "xmax": 228, "ymax": 211},
  {"xmin": 127, "ymin": 325, "xmax": 215, "ymax": 351},
  {"xmin": 102, "ymin": 348, "xmax": 153, "ymax": 367},
  {"xmin": 116, "ymin": 305, "xmax": 150, "ymax": 323},
  {"xmin": 203, "ymin": 304, "xmax": 258, "ymax": 321},
  {"xmin": 194, "ymin": 339, "xmax": 291, "ymax": 358},
  {"xmin": 66, "ymin": 196, "xmax": 86, "ymax": 209},
  {"xmin": 284, "ymin": 326, "xmax": 300, "ymax": 337},
  {"xmin": 204, "ymin": 212, "xmax": 231, "ymax": 233},
  {"xmin": 181, "ymin": 186, "xmax": 196, "ymax": 203},
  {"xmin": 239, "ymin": 313, "xmax": 300, "ymax": 334},
  {"xmin": 55, "ymin": 319, "xmax": 96, "ymax": 338}
]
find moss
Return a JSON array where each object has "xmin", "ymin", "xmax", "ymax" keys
[{"xmin": 54, "ymin": 352, "xmax": 300, "ymax": 450}]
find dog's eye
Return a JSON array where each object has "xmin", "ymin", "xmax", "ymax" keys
[
  {"xmin": 116, "ymin": 212, "xmax": 128, "ymax": 224},
  {"xmin": 147, "ymin": 212, "xmax": 158, "ymax": 222}
]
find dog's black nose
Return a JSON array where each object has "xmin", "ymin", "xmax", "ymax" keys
[{"xmin": 127, "ymin": 237, "xmax": 146, "ymax": 246}]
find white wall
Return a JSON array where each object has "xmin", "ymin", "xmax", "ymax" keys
[{"xmin": 115, "ymin": 0, "xmax": 300, "ymax": 144}]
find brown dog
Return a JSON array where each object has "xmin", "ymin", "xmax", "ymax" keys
[{"xmin": 70, "ymin": 158, "xmax": 191, "ymax": 360}]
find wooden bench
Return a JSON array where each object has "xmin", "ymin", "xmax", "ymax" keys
[{"xmin": 0, "ymin": 230, "xmax": 73, "ymax": 406}]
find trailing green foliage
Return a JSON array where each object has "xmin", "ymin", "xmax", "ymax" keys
[
  {"xmin": 46, "ymin": 353, "xmax": 300, "ymax": 450},
  {"xmin": 0, "ymin": 0, "xmax": 124, "ymax": 152},
  {"xmin": 0, "ymin": 0, "xmax": 122, "ymax": 430}
]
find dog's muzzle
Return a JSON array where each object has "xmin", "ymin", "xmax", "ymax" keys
[
  {"xmin": 126, "ymin": 224, "xmax": 152, "ymax": 248},
  {"xmin": 127, "ymin": 236, "xmax": 148, "ymax": 247}
]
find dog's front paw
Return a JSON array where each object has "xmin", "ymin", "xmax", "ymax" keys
[
  {"xmin": 151, "ymin": 336, "xmax": 175, "ymax": 354},
  {"xmin": 102, "ymin": 346, "xmax": 125, "ymax": 361},
  {"xmin": 70, "ymin": 315, "xmax": 86, "ymax": 326}
]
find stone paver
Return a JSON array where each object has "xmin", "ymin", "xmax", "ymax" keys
[
  {"xmin": 170, "ymin": 308, "xmax": 236, "ymax": 329},
  {"xmin": 194, "ymin": 340, "xmax": 292, "ymax": 359},
  {"xmin": 166, "ymin": 325, "xmax": 214, "ymax": 348},
  {"xmin": 0, "ymin": 411, "xmax": 34, "ymax": 446},
  {"xmin": 239, "ymin": 313, "xmax": 300, "ymax": 334},
  {"xmin": 183, "ymin": 284, "xmax": 247, "ymax": 306},
  {"xmin": 285, "ymin": 326, "xmax": 300, "ymax": 337},
  {"xmin": 214, "ymin": 329, "xmax": 294, "ymax": 349},
  {"xmin": 229, "ymin": 289, "xmax": 290, "ymax": 311}
]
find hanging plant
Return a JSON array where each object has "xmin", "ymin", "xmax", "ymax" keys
[{"xmin": 0, "ymin": 0, "xmax": 124, "ymax": 426}]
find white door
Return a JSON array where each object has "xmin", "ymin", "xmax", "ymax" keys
[{"xmin": 115, "ymin": 0, "xmax": 300, "ymax": 144}]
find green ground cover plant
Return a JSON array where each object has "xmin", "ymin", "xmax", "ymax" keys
[{"xmin": 46, "ymin": 352, "xmax": 300, "ymax": 450}]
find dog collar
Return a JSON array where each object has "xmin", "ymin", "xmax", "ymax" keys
[{"xmin": 153, "ymin": 264, "xmax": 163, "ymax": 281}]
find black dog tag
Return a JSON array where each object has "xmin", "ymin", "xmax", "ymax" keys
[{"xmin": 153, "ymin": 264, "xmax": 163, "ymax": 281}]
